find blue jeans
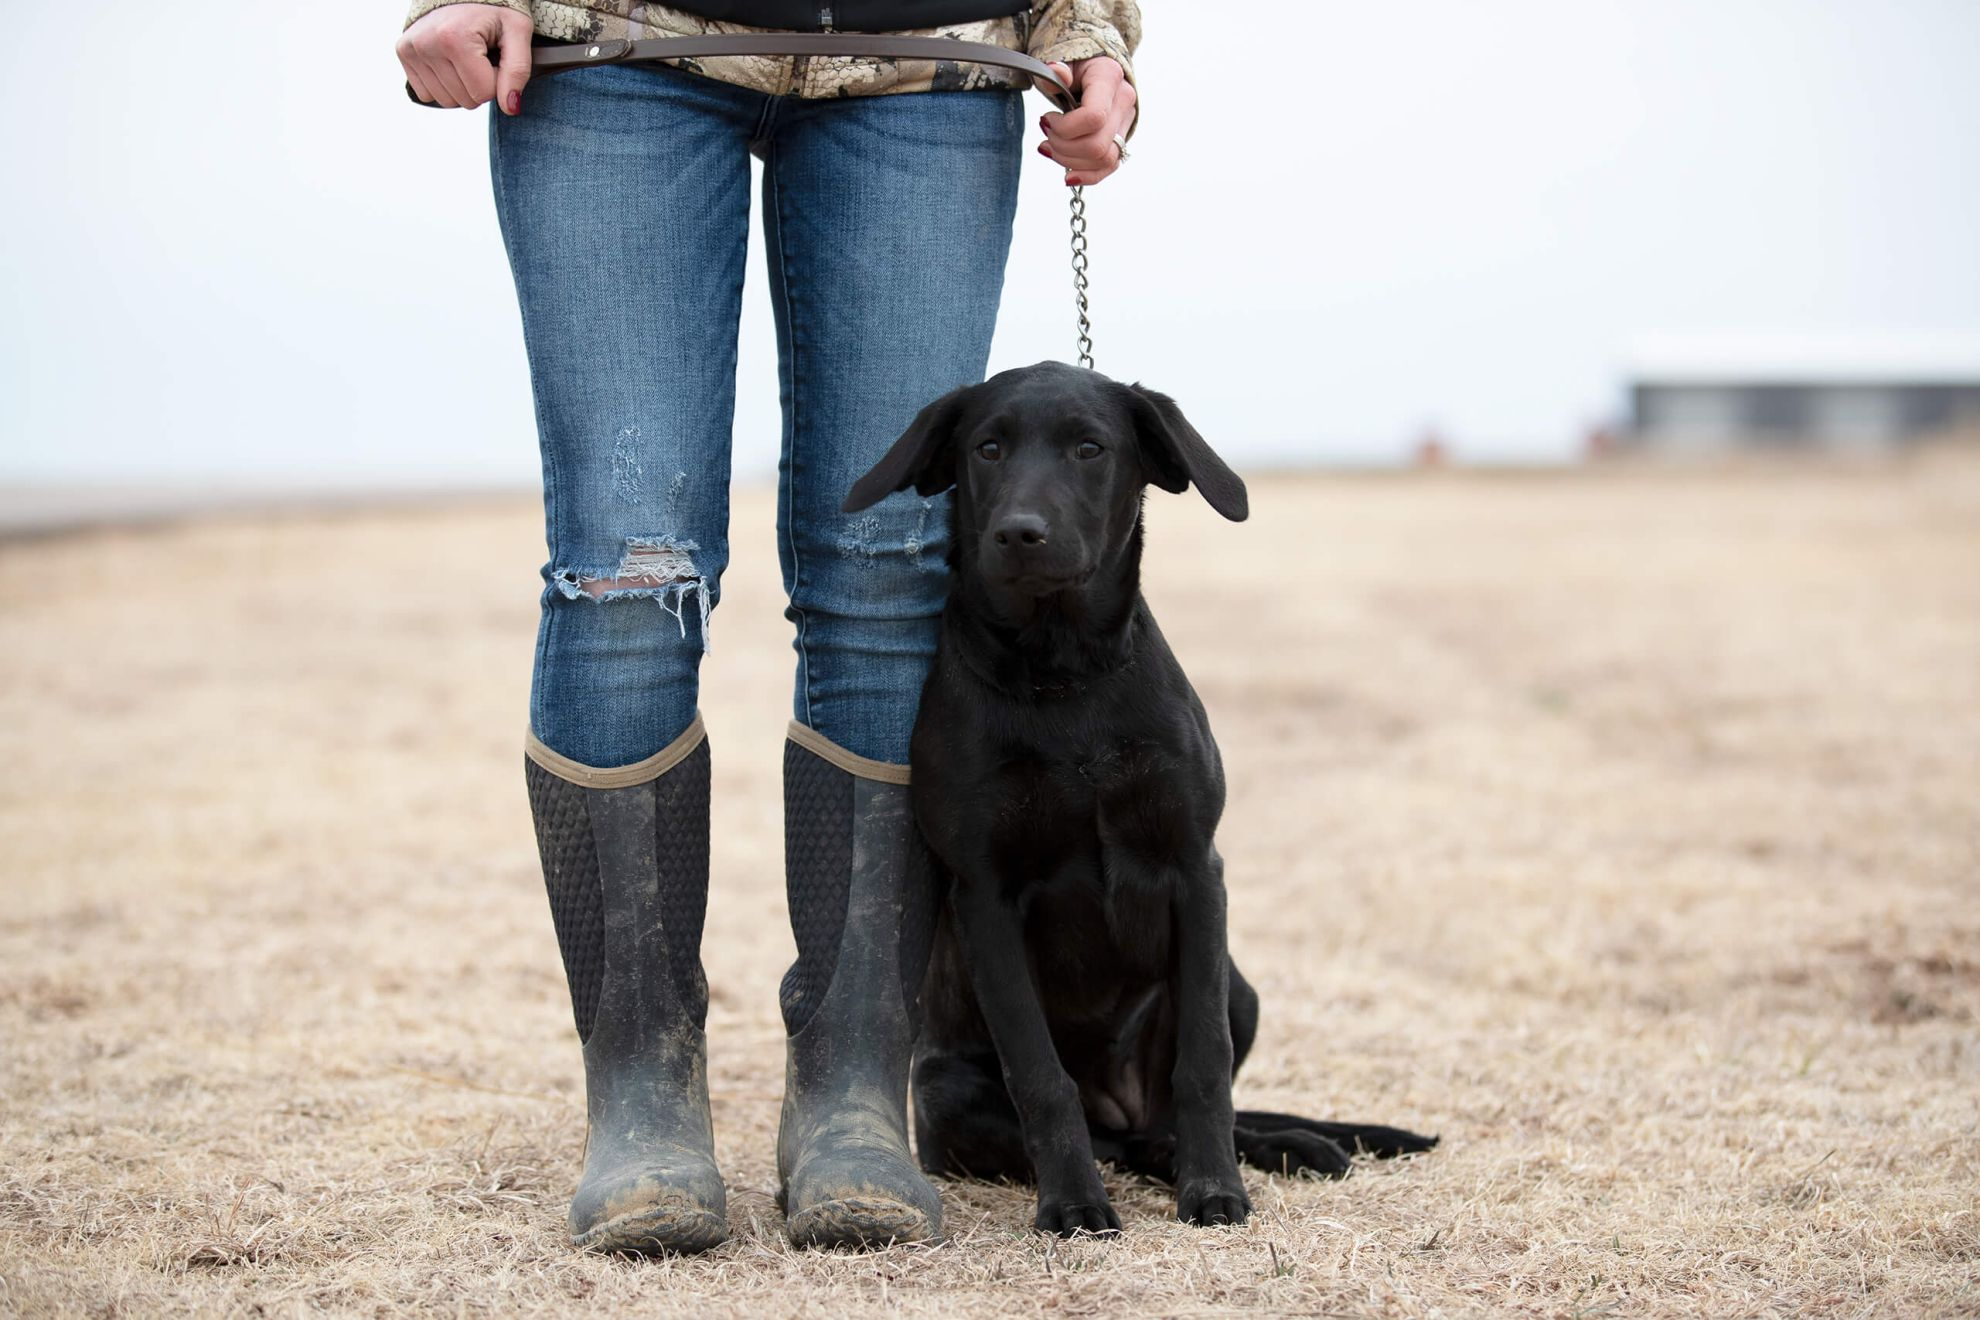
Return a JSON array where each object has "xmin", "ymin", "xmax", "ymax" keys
[{"xmin": 491, "ymin": 63, "xmax": 1022, "ymax": 769}]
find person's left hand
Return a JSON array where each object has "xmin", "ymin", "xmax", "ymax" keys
[{"xmin": 1038, "ymin": 57, "xmax": 1137, "ymax": 187}]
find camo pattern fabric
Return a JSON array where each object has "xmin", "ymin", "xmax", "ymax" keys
[{"xmin": 402, "ymin": 0, "xmax": 1137, "ymax": 102}]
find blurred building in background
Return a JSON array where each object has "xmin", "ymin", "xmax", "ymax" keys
[{"xmin": 1625, "ymin": 335, "xmax": 1980, "ymax": 454}]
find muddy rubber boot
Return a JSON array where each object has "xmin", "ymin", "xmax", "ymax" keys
[
  {"xmin": 524, "ymin": 715, "xmax": 728, "ymax": 1255},
  {"xmin": 775, "ymin": 723, "xmax": 944, "ymax": 1248}
]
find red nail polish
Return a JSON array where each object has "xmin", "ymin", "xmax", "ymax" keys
[
  {"xmin": 1036, "ymin": 142, "xmax": 1054, "ymax": 158},
  {"xmin": 1038, "ymin": 114, "xmax": 1051, "ymax": 133},
  {"xmin": 506, "ymin": 89, "xmax": 522, "ymax": 115}
]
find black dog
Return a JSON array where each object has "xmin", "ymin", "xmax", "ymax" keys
[{"xmin": 844, "ymin": 361, "xmax": 1436, "ymax": 1236}]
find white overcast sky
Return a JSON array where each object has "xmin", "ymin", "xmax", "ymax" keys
[{"xmin": 2, "ymin": 1, "xmax": 1977, "ymax": 486}]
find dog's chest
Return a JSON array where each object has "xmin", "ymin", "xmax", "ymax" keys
[
  {"xmin": 983, "ymin": 750, "xmax": 1101, "ymax": 870},
  {"xmin": 988, "ymin": 735, "xmax": 1152, "ymax": 853},
  {"xmin": 981, "ymin": 739, "xmax": 1190, "ymax": 969},
  {"xmin": 980, "ymin": 716, "xmax": 1201, "ymax": 838}
]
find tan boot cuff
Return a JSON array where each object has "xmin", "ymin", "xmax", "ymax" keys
[
  {"xmin": 785, "ymin": 721, "xmax": 911, "ymax": 785},
  {"xmin": 525, "ymin": 713, "xmax": 708, "ymax": 789}
]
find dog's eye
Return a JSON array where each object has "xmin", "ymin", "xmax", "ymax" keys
[
  {"xmin": 1075, "ymin": 441, "xmax": 1105, "ymax": 460},
  {"xmin": 976, "ymin": 441, "xmax": 1002, "ymax": 461}
]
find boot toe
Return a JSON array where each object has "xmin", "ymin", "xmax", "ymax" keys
[
  {"xmin": 786, "ymin": 1191, "xmax": 937, "ymax": 1248},
  {"xmin": 570, "ymin": 1163, "xmax": 729, "ymax": 1255},
  {"xmin": 573, "ymin": 1201, "xmax": 729, "ymax": 1256},
  {"xmin": 782, "ymin": 1147, "xmax": 943, "ymax": 1247}
]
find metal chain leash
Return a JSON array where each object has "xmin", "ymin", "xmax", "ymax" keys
[{"xmin": 1069, "ymin": 184, "xmax": 1094, "ymax": 370}]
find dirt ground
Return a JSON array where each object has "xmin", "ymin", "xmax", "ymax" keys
[{"xmin": 2, "ymin": 461, "xmax": 1976, "ymax": 1317}]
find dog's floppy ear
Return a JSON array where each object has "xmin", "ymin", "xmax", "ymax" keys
[
  {"xmin": 843, "ymin": 384, "xmax": 973, "ymax": 512},
  {"xmin": 1125, "ymin": 384, "xmax": 1249, "ymax": 522}
]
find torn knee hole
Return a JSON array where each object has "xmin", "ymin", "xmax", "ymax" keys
[
  {"xmin": 563, "ymin": 539, "xmax": 699, "ymax": 599},
  {"xmin": 553, "ymin": 537, "xmax": 713, "ymax": 647}
]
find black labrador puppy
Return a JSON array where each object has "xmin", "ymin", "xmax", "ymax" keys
[{"xmin": 845, "ymin": 361, "xmax": 1436, "ymax": 1236}]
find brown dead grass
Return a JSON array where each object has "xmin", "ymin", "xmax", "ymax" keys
[{"xmin": 2, "ymin": 461, "xmax": 1977, "ymax": 1317}]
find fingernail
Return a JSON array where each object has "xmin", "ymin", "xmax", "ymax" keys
[
  {"xmin": 1038, "ymin": 114, "xmax": 1050, "ymax": 133},
  {"xmin": 506, "ymin": 89, "xmax": 522, "ymax": 115},
  {"xmin": 1036, "ymin": 142, "xmax": 1054, "ymax": 159}
]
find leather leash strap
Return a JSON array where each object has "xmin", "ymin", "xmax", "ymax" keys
[{"xmin": 408, "ymin": 33, "xmax": 1076, "ymax": 111}]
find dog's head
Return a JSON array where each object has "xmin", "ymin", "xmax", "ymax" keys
[{"xmin": 845, "ymin": 362, "xmax": 1246, "ymax": 604}]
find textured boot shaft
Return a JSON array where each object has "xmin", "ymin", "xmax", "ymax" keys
[
  {"xmin": 525, "ymin": 761, "xmax": 608, "ymax": 1040},
  {"xmin": 779, "ymin": 738, "xmax": 853, "ymax": 1036},
  {"xmin": 526, "ymin": 741, "xmax": 712, "ymax": 1040}
]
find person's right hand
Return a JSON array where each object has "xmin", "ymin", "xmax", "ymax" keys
[{"xmin": 397, "ymin": 4, "xmax": 534, "ymax": 115}]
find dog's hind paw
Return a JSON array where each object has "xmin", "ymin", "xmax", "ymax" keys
[
  {"xmin": 1236, "ymin": 1127, "xmax": 1354, "ymax": 1180},
  {"xmin": 1330, "ymin": 1123, "xmax": 1439, "ymax": 1158}
]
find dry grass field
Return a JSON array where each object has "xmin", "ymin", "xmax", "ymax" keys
[{"xmin": 3, "ymin": 461, "xmax": 1977, "ymax": 1317}]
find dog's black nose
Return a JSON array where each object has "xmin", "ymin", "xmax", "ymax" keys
[{"xmin": 993, "ymin": 515, "xmax": 1049, "ymax": 549}]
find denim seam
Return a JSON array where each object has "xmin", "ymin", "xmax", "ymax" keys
[
  {"xmin": 715, "ymin": 110, "xmax": 753, "ymax": 630},
  {"xmin": 747, "ymin": 87, "xmax": 779, "ymax": 149},
  {"xmin": 766, "ymin": 138, "xmax": 816, "ymax": 730},
  {"xmin": 492, "ymin": 117, "xmax": 563, "ymax": 743}
]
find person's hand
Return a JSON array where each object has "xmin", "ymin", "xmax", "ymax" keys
[
  {"xmin": 397, "ymin": 4, "xmax": 534, "ymax": 114},
  {"xmin": 1037, "ymin": 57, "xmax": 1136, "ymax": 187}
]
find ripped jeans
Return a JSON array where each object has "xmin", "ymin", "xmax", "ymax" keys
[{"xmin": 491, "ymin": 63, "xmax": 1022, "ymax": 769}]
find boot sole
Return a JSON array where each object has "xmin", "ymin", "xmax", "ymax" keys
[
  {"xmin": 573, "ymin": 1202, "xmax": 729, "ymax": 1256},
  {"xmin": 785, "ymin": 1195, "xmax": 937, "ymax": 1249}
]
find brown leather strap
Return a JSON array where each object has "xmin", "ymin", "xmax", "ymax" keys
[{"xmin": 408, "ymin": 32, "xmax": 1075, "ymax": 111}]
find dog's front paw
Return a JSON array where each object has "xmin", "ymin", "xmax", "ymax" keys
[
  {"xmin": 1033, "ymin": 1196, "xmax": 1122, "ymax": 1238},
  {"xmin": 1177, "ymin": 1177, "xmax": 1252, "ymax": 1227}
]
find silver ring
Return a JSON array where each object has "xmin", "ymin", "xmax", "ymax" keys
[{"xmin": 1112, "ymin": 133, "xmax": 1130, "ymax": 164}]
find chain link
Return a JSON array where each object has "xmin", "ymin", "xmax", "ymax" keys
[{"xmin": 1069, "ymin": 184, "xmax": 1093, "ymax": 370}]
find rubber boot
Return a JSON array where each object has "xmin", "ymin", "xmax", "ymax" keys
[
  {"xmin": 775, "ymin": 723, "xmax": 944, "ymax": 1247},
  {"xmin": 524, "ymin": 715, "xmax": 728, "ymax": 1254}
]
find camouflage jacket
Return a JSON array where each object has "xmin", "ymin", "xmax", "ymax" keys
[{"xmin": 402, "ymin": 0, "xmax": 1139, "ymax": 103}]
